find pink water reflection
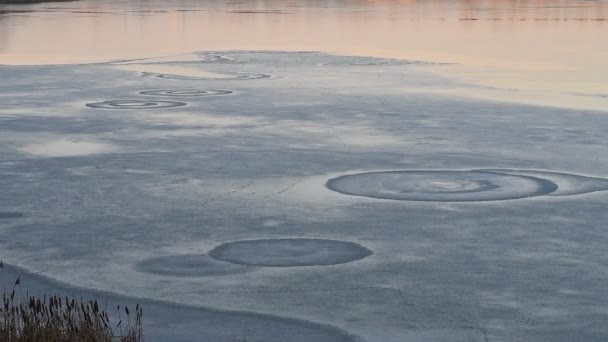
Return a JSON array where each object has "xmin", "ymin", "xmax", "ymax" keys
[{"xmin": 0, "ymin": 0, "xmax": 606, "ymax": 109}]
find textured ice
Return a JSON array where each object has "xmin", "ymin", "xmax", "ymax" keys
[
  {"xmin": 474, "ymin": 169, "xmax": 608, "ymax": 196},
  {"xmin": 136, "ymin": 254, "xmax": 252, "ymax": 277},
  {"xmin": 0, "ymin": 212, "xmax": 24, "ymax": 219},
  {"xmin": 1, "ymin": 51, "xmax": 608, "ymax": 342}
]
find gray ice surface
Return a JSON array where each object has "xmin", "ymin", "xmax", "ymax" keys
[
  {"xmin": 136, "ymin": 253, "xmax": 252, "ymax": 277},
  {"xmin": 1, "ymin": 51, "xmax": 608, "ymax": 342},
  {"xmin": 0, "ymin": 264, "xmax": 359, "ymax": 342}
]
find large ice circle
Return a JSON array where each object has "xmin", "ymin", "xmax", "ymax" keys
[
  {"xmin": 209, "ymin": 238, "xmax": 372, "ymax": 267},
  {"xmin": 326, "ymin": 170, "xmax": 558, "ymax": 202},
  {"xmin": 85, "ymin": 100, "xmax": 186, "ymax": 109}
]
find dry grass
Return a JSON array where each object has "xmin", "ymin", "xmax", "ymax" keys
[{"xmin": 0, "ymin": 276, "xmax": 143, "ymax": 342}]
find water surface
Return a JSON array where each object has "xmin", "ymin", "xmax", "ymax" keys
[{"xmin": 1, "ymin": 0, "xmax": 607, "ymax": 109}]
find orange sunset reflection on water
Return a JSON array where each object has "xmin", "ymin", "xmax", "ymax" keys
[{"xmin": 0, "ymin": 0, "xmax": 606, "ymax": 110}]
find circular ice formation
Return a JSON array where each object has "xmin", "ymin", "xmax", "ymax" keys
[
  {"xmin": 152, "ymin": 72, "xmax": 271, "ymax": 81},
  {"xmin": 139, "ymin": 89, "xmax": 233, "ymax": 97},
  {"xmin": 474, "ymin": 169, "xmax": 608, "ymax": 197},
  {"xmin": 209, "ymin": 238, "xmax": 372, "ymax": 267},
  {"xmin": 86, "ymin": 100, "xmax": 186, "ymax": 109},
  {"xmin": 136, "ymin": 254, "xmax": 250, "ymax": 277},
  {"xmin": 326, "ymin": 170, "xmax": 558, "ymax": 202},
  {"xmin": 198, "ymin": 54, "xmax": 235, "ymax": 63},
  {"xmin": 0, "ymin": 212, "xmax": 23, "ymax": 219}
]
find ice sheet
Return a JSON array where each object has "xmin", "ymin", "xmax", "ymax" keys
[{"xmin": 1, "ymin": 51, "xmax": 608, "ymax": 342}]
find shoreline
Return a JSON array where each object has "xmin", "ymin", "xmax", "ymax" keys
[{"xmin": 0, "ymin": 261, "xmax": 362, "ymax": 342}]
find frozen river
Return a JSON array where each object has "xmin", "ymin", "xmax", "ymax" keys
[{"xmin": 1, "ymin": 1, "xmax": 608, "ymax": 342}]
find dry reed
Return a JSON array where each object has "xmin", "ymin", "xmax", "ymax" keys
[{"xmin": 0, "ymin": 274, "xmax": 143, "ymax": 342}]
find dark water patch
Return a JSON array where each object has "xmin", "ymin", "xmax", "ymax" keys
[
  {"xmin": 209, "ymin": 238, "xmax": 372, "ymax": 267},
  {"xmin": 69, "ymin": 11, "xmax": 116, "ymax": 14},
  {"xmin": 326, "ymin": 170, "xmax": 558, "ymax": 202},
  {"xmin": 175, "ymin": 9, "xmax": 208, "ymax": 12},
  {"xmin": 125, "ymin": 10, "xmax": 167, "ymax": 14},
  {"xmin": 0, "ymin": 116, "xmax": 118, "ymax": 134},
  {"xmin": 460, "ymin": 17, "xmax": 608, "ymax": 21},
  {"xmin": 0, "ymin": 9, "xmax": 34, "ymax": 14},
  {"xmin": 229, "ymin": 10, "xmax": 292, "ymax": 14},
  {"xmin": 85, "ymin": 100, "xmax": 186, "ymax": 109},
  {"xmin": 0, "ymin": 212, "xmax": 23, "ymax": 219}
]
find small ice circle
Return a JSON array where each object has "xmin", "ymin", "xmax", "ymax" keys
[
  {"xmin": 85, "ymin": 100, "xmax": 186, "ymax": 109},
  {"xmin": 139, "ymin": 89, "xmax": 233, "ymax": 97},
  {"xmin": 209, "ymin": 238, "xmax": 372, "ymax": 267}
]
